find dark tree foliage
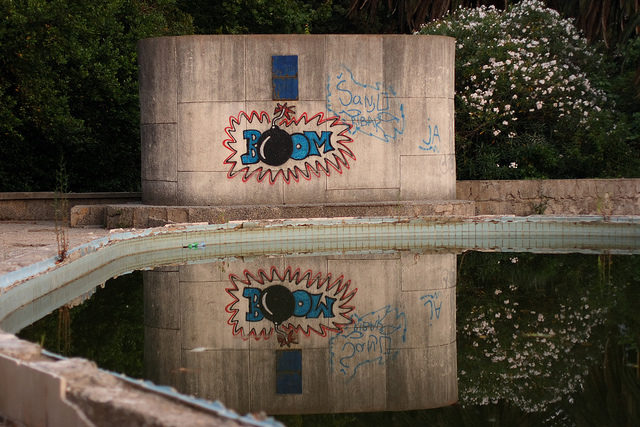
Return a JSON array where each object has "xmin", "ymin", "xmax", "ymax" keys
[
  {"xmin": 0, "ymin": 0, "xmax": 193, "ymax": 192},
  {"xmin": 177, "ymin": 0, "xmax": 374, "ymax": 35}
]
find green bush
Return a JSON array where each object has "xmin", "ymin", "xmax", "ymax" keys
[
  {"xmin": 419, "ymin": 0, "xmax": 640, "ymax": 179},
  {"xmin": 0, "ymin": 0, "xmax": 193, "ymax": 192}
]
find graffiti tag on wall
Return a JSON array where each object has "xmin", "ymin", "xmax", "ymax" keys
[
  {"xmin": 329, "ymin": 305, "xmax": 407, "ymax": 381},
  {"xmin": 419, "ymin": 118, "xmax": 441, "ymax": 152},
  {"xmin": 223, "ymin": 103, "xmax": 354, "ymax": 184},
  {"xmin": 327, "ymin": 66, "xmax": 405, "ymax": 143},
  {"xmin": 226, "ymin": 266, "xmax": 357, "ymax": 347},
  {"xmin": 421, "ymin": 291, "xmax": 442, "ymax": 326}
]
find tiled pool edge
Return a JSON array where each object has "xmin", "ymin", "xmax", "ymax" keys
[
  {"xmin": 3, "ymin": 215, "xmax": 640, "ymax": 329},
  {"xmin": 1, "ymin": 215, "xmax": 640, "ymax": 426}
]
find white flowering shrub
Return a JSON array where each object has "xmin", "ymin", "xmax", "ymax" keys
[{"xmin": 419, "ymin": 0, "xmax": 638, "ymax": 179}]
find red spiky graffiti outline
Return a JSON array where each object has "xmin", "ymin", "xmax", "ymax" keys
[
  {"xmin": 225, "ymin": 266, "xmax": 357, "ymax": 341},
  {"xmin": 223, "ymin": 110, "xmax": 355, "ymax": 184}
]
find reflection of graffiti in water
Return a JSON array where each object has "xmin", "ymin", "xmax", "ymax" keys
[
  {"xmin": 327, "ymin": 66, "xmax": 405, "ymax": 143},
  {"xmin": 225, "ymin": 266, "xmax": 357, "ymax": 346},
  {"xmin": 329, "ymin": 305, "xmax": 407, "ymax": 381},
  {"xmin": 421, "ymin": 292, "xmax": 442, "ymax": 326},
  {"xmin": 223, "ymin": 103, "xmax": 354, "ymax": 184}
]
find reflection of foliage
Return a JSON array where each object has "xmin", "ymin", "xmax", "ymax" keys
[
  {"xmin": 457, "ymin": 252, "xmax": 640, "ymax": 422},
  {"xmin": 18, "ymin": 272, "xmax": 144, "ymax": 378},
  {"xmin": 570, "ymin": 340, "xmax": 640, "ymax": 426},
  {"xmin": 458, "ymin": 253, "xmax": 606, "ymax": 412}
]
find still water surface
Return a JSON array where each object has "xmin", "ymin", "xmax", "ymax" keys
[{"xmin": 18, "ymin": 251, "xmax": 640, "ymax": 426}]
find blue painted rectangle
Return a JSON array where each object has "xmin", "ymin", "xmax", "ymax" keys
[
  {"xmin": 276, "ymin": 350, "xmax": 302, "ymax": 394},
  {"xmin": 272, "ymin": 55, "xmax": 298, "ymax": 77},
  {"xmin": 273, "ymin": 78, "xmax": 298, "ymax": 101},
  {"xmin": 272, "ymin": 55, "xmax": 298, "ymax": 100}
]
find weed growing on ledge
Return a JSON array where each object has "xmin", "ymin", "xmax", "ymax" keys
[{"xmin": 54, "ymin": 158, "xmax": 69, "ymax": 262}]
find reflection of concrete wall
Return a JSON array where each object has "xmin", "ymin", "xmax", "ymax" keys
[
  {"xmin": 144, "ymin": 253, "xmax": 457, "ymax": 414},
  {"xmin": 138, "ymin": 35, "xmax": 455, "ymax": 206}
]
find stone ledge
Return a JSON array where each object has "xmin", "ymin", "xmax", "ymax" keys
[
  {"xmin": 70, "ymin": 200, "xmax": 475, "ymax": 229},
  {"xmin": 0, "ymin": 192, "xmax": 141, "ymax": 221},
  {"xmin": 457, "ymin": 179, "xmax": 640, "ymax": 215}
]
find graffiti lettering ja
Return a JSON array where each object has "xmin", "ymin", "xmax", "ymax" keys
[
  {"xmin": 419, "ymin": 118, "xmax": 441, "ymax": 152},
  {"xmin": 223, "ymin": 103, "xmax": 355, "ymax": 184},
  {"xmin": 226, "ymin": 266, "xmax": 357, "ymax": 347},
  {"xmin": 420, "ymin": 292, "xmax": 442, "ymax": 326},
  {"xmin": 329, "ymin": 305, "xmax": 407, "ymax": 381},
  {"xmin": 327, "ymin": 66, "xmax": 405, "ymax": 143}
]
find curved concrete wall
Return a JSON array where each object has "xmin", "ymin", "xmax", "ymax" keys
[{"xmin": 138, "ymin": 35, "xmax": 455, "ymax": 206}]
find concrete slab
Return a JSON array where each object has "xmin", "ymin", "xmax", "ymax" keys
[{"xmin": 0, "ymin": 221, "xmax": 109, "ymax": 277}]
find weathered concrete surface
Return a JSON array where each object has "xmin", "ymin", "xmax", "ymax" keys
[
  {"xmin": 458, "ymin": 179, "xmax": 640, "ymax": 215},
  {"xmin": 0, "ymin": 192, "xmax": 140, "ymax": 222},
  {"xmin": 94, "ymin": 200, "xmax": 474, "ymax": 229},
  {"xmin": 138, "ymin": 35, "xmax": 456, "ymax": 206},
  {"xmin": 0, "ymin": 332, "xmax": 270, "ymax": 427},
  {"xmin": 0, "ymin": 221, "xmax": 110, "ymax": 277},
  {"xmin": 144, "ymin": 253, "xmax": 457, "ymax": 414},
  {"xmin": 5, "ymin": 178, "xmax": 640, "ymax": 227}
]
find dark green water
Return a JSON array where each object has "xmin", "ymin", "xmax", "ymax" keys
[{"xmin": 18, "ymin": 252, "xmax": 640, "ymax": 426}]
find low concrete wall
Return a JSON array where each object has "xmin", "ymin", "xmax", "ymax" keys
[
  {"xmin": 94, "ymin": 201, "xmax": 474, "ymax": 229},
  {"xmin": 0, "ymin": 192, "xmax": 141, "ymax": 221},
  {"xmin": 3, "ymin": 178, "xmax": 639, "ymax": 226},
  {"xmin": 457, "ymin": 179, "xmax": 640, "ymax": 215}
]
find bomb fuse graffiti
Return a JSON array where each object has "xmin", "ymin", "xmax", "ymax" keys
[
  {"xmin": 226, "ymin": 266, "xmax": 357, "ymax": 347},
  {"xmin": 223, "ymin": 103, "xmax": 355, "ymax": 184},
  {"xmin": 329, "ymin": 305, "xmax": 407, "ymax": 381}
]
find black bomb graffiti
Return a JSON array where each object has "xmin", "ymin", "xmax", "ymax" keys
[
  {"xmin": 225, "ymin": 266, "xmax": 357, "ymax": 347},
  {"xmin": 223, "ymin": 103, "xmax": 354, "ymax": 184}
]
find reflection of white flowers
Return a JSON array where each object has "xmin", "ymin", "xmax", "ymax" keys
[{"xmin": 458, "ymin": 261, "xmax": 606, "ymax": 413}]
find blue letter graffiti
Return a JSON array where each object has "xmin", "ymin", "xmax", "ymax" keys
[
  {"xmin": 240, "ymin": 130, "xmax": 334, "ymax": 165},
  {"xmin": 420, "ymin": 292, "xmax": 442, "ymax": 326},
  {"xmin": 327, "ymin": 66, "xmax": 405, "ymax": 143},
  {"xmin": 419, "ymin": 118, "xmax": 441, "ymax": 152},
  {"xmin": 242, "ymin": 287, "xmax": 335, "ymax": 320},
  {"xmin": 329, "ymin": 305, "xmax": 407, "ymax": 381}
]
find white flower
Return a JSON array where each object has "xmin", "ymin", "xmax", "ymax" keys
[{"xmin": 536, "ymin": 101, "xmax": 543, "ymax": 109}]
